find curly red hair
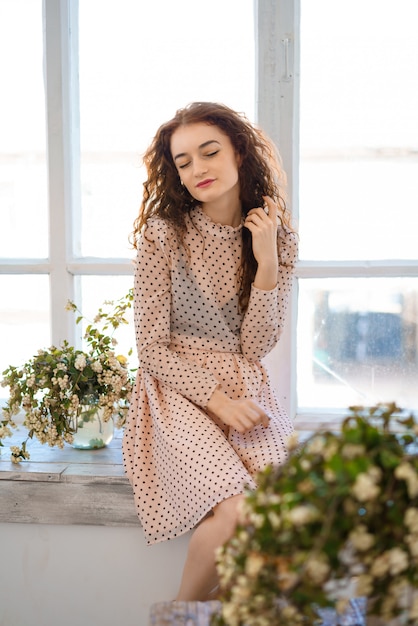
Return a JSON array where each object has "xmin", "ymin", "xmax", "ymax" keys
[{"xmin": 131, "ymin": 102, "xmax": 296, "ymax": 311}]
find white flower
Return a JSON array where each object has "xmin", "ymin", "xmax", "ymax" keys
[
  {"xmin": 349, "ymin": 524, "xmax": 375, "ymax": 551},
  {"xmin": 388, "ymin": 547, "xmax": 409, "ymax": 576},
  {"xmin": 300, "ymin": 458, "xmax": 311, "ymax": 471},
  {"xmin": 370, "ymin": 552, "xmax": 390, "ymax": 578},
  {"xmin": 405, "ymin": 508, "xmax": 418, "ymax": 534},
  {"xmin": 238, "ymin": 530, "xmax": 250, "ymax": 544},
  {"xmin": 57, "ymin": 374, "xmax": 69, "ymax": 390},
  {"xmin": 267, "ymin": 511, "xmax": 281, "ymax": 529},
  {"xmin": 222, "ymin": 603, "xmax": 239, "ymax": 626},
  {"xmin": 405, "ymin": 534, "xmax": 418, "ymax": 558},
  {"xmin": 389, "ymin": 578, "xmax": 411, "ymax": 610},
  {"xmin": 367, "ymin": 465, "xmax": 382, "ymax": 482},
  {"xmin": 281, "ymin": 605, "xmax": 299, "ymax": 619},
  {"xmin": 395, "ymin": 462, "xmax": 418, "ymax": 498},
  {"xmin": 245, "ymin": 553, "xmax": 265, "ymax": 578},
  {"xmin": 324, "ymin": 468, "xmax": 336, "ymax": 483},
  {"xmin": 355, "ymin": 574, "xmax": 373, "ymax": 596},
  {"xmin": 323, "ymin": 440, "xmax": 339, "ymax": 460},
  {"xmin": 91, "ymin": 360, "xmax": 103, "ymax": 373},
  {"xmin": 25, "ymin": 374, "xmax": 36, "ymax": 388},
  {"xmin": 231, "ymin": 575, "xmax": 251, "ymax": 601},
  {"xmin": 74, "ymin": 354, "xmax": 87, "ymax": 371},
  {"xmin": 286, "ymin": 431, "xmax": 299, "ymax": 451},
  {"xmin": 307, "ymin": 436, "xmax": 325, "ymax": 456},
  {"xmin": 288, "ymin": 505, "xmax": 319, "ymax": 526},
  {"xmin": 304, "ymin": 557, "xmax": 330, "ymax": 585},
  {"xmin": 324, "ymin": 576, "xmax": 356, "ymax": 602},
  {"xmin": 351, "ymin": 472, "xmax": 380, "ymax": 502},
  {"xmin": 249, "ymin": 512, "xmax": 265, "ymax": 528}
]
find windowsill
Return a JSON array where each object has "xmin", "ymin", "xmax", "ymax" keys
[
  {"xmin": 0, "ymin": 417, "xmax": 340, "ymax": 527},
  {"xmin": 0, "ymin": 425, "xmax": 139, "ymax": 527}
]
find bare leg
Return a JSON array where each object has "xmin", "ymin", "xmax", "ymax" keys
[{"xmin": 175, "ymin": 494, "xmax": 244, "ymax": 601}]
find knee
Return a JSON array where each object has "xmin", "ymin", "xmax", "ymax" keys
[{"xmin": 213, "ymin": 494, "xmax": 245, "ymax": 536}]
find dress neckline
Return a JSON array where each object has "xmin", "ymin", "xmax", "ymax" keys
[{"xmin": 191, "ymin": 206, "xmax": 243, "ymax": 237}]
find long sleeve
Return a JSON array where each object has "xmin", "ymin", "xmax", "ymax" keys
[
  {"xmin": 134, "ymin": 219, "xmax": 219, "ymax": 408},
  {"xmin": 240, "ymin": 228, "xmax": 298, "ymax": 362}
]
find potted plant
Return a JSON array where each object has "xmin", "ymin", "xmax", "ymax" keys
[
  {"xmin": 1, "ymin": 290, "xmax": 135, "ymax": 462},
  {"xmin": 214, "ymin": 403, "xmax": 418, "ymax": 626}
]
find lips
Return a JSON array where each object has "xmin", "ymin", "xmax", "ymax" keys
[{"xmin": 196, "ymin": 178, "xmax": 215, "ymax": 189}]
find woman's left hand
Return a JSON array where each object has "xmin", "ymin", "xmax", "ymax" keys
[{"xmin": 244, "ymin": 196, "xmax": 279, "ymax": 289}]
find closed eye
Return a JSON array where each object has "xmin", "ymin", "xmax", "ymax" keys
[{"xmin": 177, "ymin": 149, "xmax": 219, "ymax": 170}]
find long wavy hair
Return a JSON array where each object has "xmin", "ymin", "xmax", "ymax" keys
[{"xmin": 131, "ymin": 102, "xmax": 296, "ymax": 311}]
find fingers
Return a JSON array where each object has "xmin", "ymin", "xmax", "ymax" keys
[
  {"xmin": 245, "ymin": 197, "xmax": 279, "ymax": 227},
  {"xmin": 262, "ymin": 196, "xmax": 278, "ymax": 220},
  {"xmin": 233, "ymin": 401, "xmax": 271, "ymax": 433},
  {"xmin": 208, "ymin": 390, "xmax": 272, "ymax": 434}
]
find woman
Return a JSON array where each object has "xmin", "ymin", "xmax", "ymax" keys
[{"xmin": 122, "ymin": 102, "xmax": 298, "ymax": 601}]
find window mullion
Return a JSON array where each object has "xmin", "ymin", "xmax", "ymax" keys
[
  {"xmin": 297, "ymin": 260, "xmax": 418, "ymax": 279},
  {"xmin": 255, "ymin": 0, "xmax": 300, "ymax": 419},
  {"xmin": 44, "ymin": 0, "xmax": 80, "ymax": 346}
]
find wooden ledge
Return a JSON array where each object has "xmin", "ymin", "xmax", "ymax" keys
[
  {"xmin": 0, "ymin": 426, "xmax": 139, "ymax": 527},
  {"xmin": 0, "ymin": 418, "xmax": 319, "ymax": 527}
]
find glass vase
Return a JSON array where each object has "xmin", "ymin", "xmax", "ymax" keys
[{"xmin": 71, "ymin": 402, "xmax": 114, "ymax": 450}]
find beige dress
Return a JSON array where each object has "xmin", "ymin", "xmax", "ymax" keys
[{"xmin": 122, "ymin": 207, "xmax": 298, "ymax": 545}]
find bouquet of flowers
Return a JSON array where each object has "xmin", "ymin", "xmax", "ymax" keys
[
  {"xmin": 1, "ymin": 291, "xmax": 135, "ymax": 463},
  {"xmin": 214, "ymin": 403, "xmax": 418, "ymax": 626}
]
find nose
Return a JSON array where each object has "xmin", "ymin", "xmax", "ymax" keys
[{"xmin": 193, "ymin": 158, "xmax": 208, "ymax": 178}]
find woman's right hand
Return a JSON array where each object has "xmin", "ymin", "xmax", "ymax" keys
[{"xmin": 206, "ymin": 388, "xmax": 270, "ymax": 433}]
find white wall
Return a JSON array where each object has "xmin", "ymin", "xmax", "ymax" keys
[{"xmin": 0, "ymin": 522, "xmax": 191, "ymax": 626}]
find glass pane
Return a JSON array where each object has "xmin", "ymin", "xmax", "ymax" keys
[
  {"xmin": 78, "ymin": 0, "xmax": 255, "ymax": 258},
  {"xmin": 79, "ymin": 276, "xmax": 136, "ymax": 370},
  {"xmin": 0, "ymin": 0, "xmax": 48, "ymax": 258},
  {"xmin": 0, "ymin": 276, "xmax": 50, "ymax": 405},
  {"xmin": 299, "ymin": 0, "xmax": 418, "ymax": 261},
  {"xmin": 297, "ymin": 278, "xmax": 418, "ymax": 411}
]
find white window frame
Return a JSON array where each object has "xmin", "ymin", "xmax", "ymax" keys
[
  {"xmin": 1, "ymin": 0, "xmax": 133, "ymax": 351},
  {"xmin": 2, "ymin": 0, "xmax": 417, "ymax": 420},
  {"xmin": 256, "ymin": 0, "xmax": 418, "ymax": 421}
]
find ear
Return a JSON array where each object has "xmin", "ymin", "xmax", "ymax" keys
[{"xmin": 235, "ymin": 151, "xmax": 243, "ymax": 167}]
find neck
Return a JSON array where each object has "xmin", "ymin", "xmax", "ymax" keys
[{"xmin": 201, "ymin": 194, "xmax": 242, "ymax": 228}]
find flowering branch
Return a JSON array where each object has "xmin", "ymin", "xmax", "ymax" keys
[
  {"xmin": 214, "ymin": 403, "xmax": 418, "ymax": 626},
  {"xmin": 1, "ymin": 290, "xmax": 135, "ymax": 463}
]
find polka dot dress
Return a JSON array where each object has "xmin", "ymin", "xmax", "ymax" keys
[{"xmin": 122, "ymin": 207, "xmax": 298, "ymax": 545}]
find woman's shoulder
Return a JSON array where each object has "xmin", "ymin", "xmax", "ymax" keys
[
  {"xmin": 141, "ymin": 216, "xmax": 174, "ymax": 243},
  {"xmin": 137, "ymin": 216, "xmax": 180, "ymax": 261}
]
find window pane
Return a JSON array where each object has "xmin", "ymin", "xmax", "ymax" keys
[
  {"xmin": 297, "ymin": 278, "xmax": 418, "ymax": 410},
  {"xmin": 78, "ymin": 0, "xmax": 255, "ymax": 258},
  {"xmin": 79, "ymin": 276, "xmax": 136, "ymax": 369},
  {"xmin": 0, "ymin": 0, "xmax": 47, "ymax": 258},
  {"xmin": 299, "ymin": 0, "xmax": 418, "ymax": 261},
  {"xmin": 0, "ymin": 276, "xmax": 50, "ymax": 404}
]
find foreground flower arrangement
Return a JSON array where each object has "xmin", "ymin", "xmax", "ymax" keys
[
  {"xmin": 214, "ymin": 403, "xmax": 418, "ymax": 626},
  {"xmin": 1, "ymin": 291, "xmax": 135, "ymax": 462}
]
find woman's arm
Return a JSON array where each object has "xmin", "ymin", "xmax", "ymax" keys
[
  {"xmin": 241, "ymin": 197, "xmax": 298, "ymax": 361},
  {"xmin": 134, "ymin": 220, "xmax": 219, "ymax": 408}
]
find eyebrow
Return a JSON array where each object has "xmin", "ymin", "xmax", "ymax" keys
[{"xmin": 173, "ymin": 140, "xmax": 221, "ymax": 162}]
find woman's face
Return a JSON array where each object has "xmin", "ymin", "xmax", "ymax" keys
[{"xmin": 170, "ymin": 122, "xmax": 240, "ymax": 207}]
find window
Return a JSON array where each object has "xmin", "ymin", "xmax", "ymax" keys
[
  {"xmin": 0, "ymin": 0, "xmax": 50, "ymax": 376},
  {"xmin": 0, "ymin": 0, "xmax": 254, "ymax": 386},
  {"xmin": 296, "ymin": 0, "xmax": 418, "ymax": 414},
  {"xmin": 1, "ymin": 0, "xmax": 417, "ymax": 419}
]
